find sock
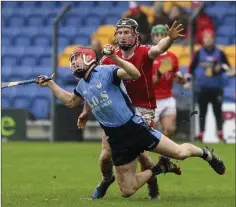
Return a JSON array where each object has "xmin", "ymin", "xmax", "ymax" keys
[
  {"xmin": 102, "ymin": 172, "xmax": 113, "ymax": 182},
  {"xmin": 101, "ymin": 159, "xmax": 113, "ymax": 182},
  {"xmin": 201, "ymin": 148, "xmax": 212, "ymax": 161},
  {"xmin": 147, "ymin": 177, "xmax": 159, "ymax": 197}
]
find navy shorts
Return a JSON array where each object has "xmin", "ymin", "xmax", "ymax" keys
[{"xmin": 101, "ymin": 115, "xmax": 162, "ymax": 166}]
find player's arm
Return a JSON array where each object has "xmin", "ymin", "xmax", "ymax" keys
[
  {"xmin": 172, "ymin": 54, "xmax": 187, "ymax": 84},
  {"xmin": 152, "ymin": 74, "xmax": 158, "ymax": 84},
  {"xmin": 49, "ymin": 81, "xmax": 83, "ymax": 108},
  {"xmin": 36, "ymin": 75, "xmax": 83, "ymax": 108},
  {"xmin": 77, "ymin": 102, "xmax": 91, "ymax": 129},
  {"xmin": 174, "ymin": 72, "xmax": 187, "ymax": 84},
  {"xmin": 103, "ymin": 45, "xmax": 141, "ymax": 80},
  {"xmin": 113, "ymin": 56, "xmax": 141, "ymax": 80},
  {"xmin": 82, "ymin": 102, "xmax": 91, "ymax": 113},
  {"xmin": 148, "ymin": 21, "xmax": 185, "ymax": 59},
  {"xmin": 217, "ymin": 50, "xmax": 235, "ymax": 76},
  {"xmin": 152, "ymin": 65, "xmax": 160, "ymax": 84},
  {"xmin": 153, "ymin": 65, "xmax": 173, "ymax": 84}
]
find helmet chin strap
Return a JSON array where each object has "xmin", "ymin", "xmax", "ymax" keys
[
  {"xmin": 83, "ymin": 54, "xmax": 95, "ymax": 66},
  {"xmin": 118, "ymin": 36, "xmax": 137, "ymax": 51}
]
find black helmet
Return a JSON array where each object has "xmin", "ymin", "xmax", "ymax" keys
[
  {"xmin": 115, "ymin": 18, "xmax": 139, "ymax": 51},
  {"xmin": 115, "ymin": 18, "xmax": 139, "ymax": 33}
]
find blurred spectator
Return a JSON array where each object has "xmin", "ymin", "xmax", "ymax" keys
[
  {"xmin": 122, "ymin": 1, "xmax": 150, "ymax": 43},
  {"xmin": 194, "ymin": 7, "xmax": 215, "ymax": 44},
  {"xmin": 185, "ymin": 29, "xmax": 232, "ymax": 142},
  {"xmin": 90, "ymin": 39, "xmax": 103, "ymax": 61},
  {"xmin": 162, "ymin": 1, "xmax": 192, "ymax": 13},
  {"xmin": 153, "ymin": 2, "xmax": 172, "ymax": 26},
  {"xmin": 168, "ymin": 5, "xmax": 189, "ymax": 35}
]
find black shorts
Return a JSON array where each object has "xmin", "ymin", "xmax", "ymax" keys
[{"xmin": 101, "ymin": 116, "xmax": 162, "ymax": 166}]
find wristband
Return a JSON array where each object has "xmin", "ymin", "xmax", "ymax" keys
[
  {"xmin": 156, "ymin": 71, "xmax": 162, "ymax": 78},
  {"xmin": 186, "ymin": 76, "xmax": 192, "ymax": 82}
]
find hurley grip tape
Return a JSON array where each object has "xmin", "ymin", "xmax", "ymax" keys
[{"xmin": 103, "ymin": 47, "xmax": 112, "ymax": 55}]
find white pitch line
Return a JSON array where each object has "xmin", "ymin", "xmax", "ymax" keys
[{"xmin": 79, "ymin": 198, "xmax": 93, "ymax": 200}]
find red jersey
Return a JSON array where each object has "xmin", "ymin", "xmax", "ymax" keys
[
  {"xmin": 101, "ymin": 45, "xmax": 156, "ymax": 109},
  {"xmin": 152, "ymin": 51, "xmax": 179, "ymax": 99}
]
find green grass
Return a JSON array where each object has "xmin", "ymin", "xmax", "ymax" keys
[{"xmin": 1, "ymin": 142, "xmax": 235, "ymax": 207}]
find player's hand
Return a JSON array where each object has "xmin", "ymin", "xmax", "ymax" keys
[
  {"xmin": 183, "ymin": 82, "xmax": 191, "ymax": 89},
  {"xmin": 227, "ymin": 68, "xmax": 236, "ymax": 77},
  {"xmin": 36, "ymin": 73, "xmax": 55, "ymax": 87},
  {"xmin": 213, "ymin": 63, "xmax": 222, "ymax": 73},
  {"xmin": 102, "ymin": 44, "xmax": 116, "ymax": 58},
  {"xmin": 77, "ymin": 111, "xmax": 89, "ymax": 129},
  {"xmin": 166, "ymin": 21, "xmax": 185, "ymax": 40},
  {"xmin": 174, "ymin": 72, "xmax": 187, "ymax": 84}
]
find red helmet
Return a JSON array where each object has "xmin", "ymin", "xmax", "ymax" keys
[{"xmin": 70, "ymin": 47, "xmax": 97, "ymax": 78}]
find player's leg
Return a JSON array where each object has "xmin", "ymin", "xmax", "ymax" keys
[
  {"xmin": 107, "ymin": 117, "xmax": 182, "ymax": 198},
  {"xmin": 113, "ymin": 151, "xmax": 177, "ymax": 198},
  {"xmin": 153, "ymin": 99, "xmax": 164, "ymax": 130},
  {"xmin": 114, "ymin": 158, "xmax": 153, "ymax": 197},
  {"xmin": 99, "ymin": 134, "xmax": 113, "ymax": 181},
  {"xmin": 159, "ymin": 97, "xmax": 177, "ymax": 138},
  {"xmin": 150, "ymin": 133, "xmax": 225, "ymax": 175},
  {"xmin": 113, "ymin": 123, "xmax": 184, "ymax": 198},
  {"xmin": 138, "ymin": 152, "xmax": 160, "ymax": 199},
  {"xmin": 135, "ymin": 107, "xmax": 160, "ymax": 199},
  {"xmin": 160, "ymin": 114, "xmax": 176, "ymax": 137},
  {"xmin": 157, "ymin": 98, "xmax": 177, "ymax": 164},
  {"xmin": 92, "ymin": 134, "xmax": 115, "ymax": 199}
]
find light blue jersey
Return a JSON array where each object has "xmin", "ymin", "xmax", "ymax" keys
[{"xmin": 75, "ymin": 65, "xmax": 135, "ymax": 127}]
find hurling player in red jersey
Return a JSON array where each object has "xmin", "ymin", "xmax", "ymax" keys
[
  {"xmin": 78, "ymin": 18, "xmax": 185, "ymax": 200},
  {"xmin": 151, "ymin": 25, "xmax": 187, "ymax": 138}
]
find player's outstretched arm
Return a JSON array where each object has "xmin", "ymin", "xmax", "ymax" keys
[
  {"xmin": 36, "ymin": 75, "xmax": 83, "ymax": 108},
  {"xmin": 148, "ymin": 21, "xmax": 185, "ymax": 59},
  {"xmin": 103, "ymin": 44, "xmax": 141, "ymax": 80}
]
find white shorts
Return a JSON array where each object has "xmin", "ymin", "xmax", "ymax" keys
[
  {"xmin": 134, "ymin": 106, "xmax": 155, "ymax": 127},
  {"xmin": 154, "ymin": 97, "xmax": 176, "ymax": 122}
]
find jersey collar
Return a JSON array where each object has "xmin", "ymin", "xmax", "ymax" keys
[
  {"xmin": 84, "ymin": 67, "xmax": 97, "ymax": 83},
  {"xmin": 203, "ymin": 45, "xmax": 216, "ymax": 53}
]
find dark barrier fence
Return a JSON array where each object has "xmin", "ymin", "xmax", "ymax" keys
[
  {"xmin": 1, "ymin": 107, "xmax": 83, "ymax": 142},
  {"xmin": 54, "ymin": 104, "xmax": 83, "ymax": 141}
]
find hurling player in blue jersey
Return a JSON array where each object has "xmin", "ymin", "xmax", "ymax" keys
[{"xmin": 36, "ymin": 46, "xmax": 225, "ymax": 198}]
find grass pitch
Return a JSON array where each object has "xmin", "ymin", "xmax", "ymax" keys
[{"xmin": 1, "ymin": 142, "xmax": 235, "ymax": 207}]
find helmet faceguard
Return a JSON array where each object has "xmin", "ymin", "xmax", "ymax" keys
[
  {"xmin": 70, "ymin": 47, "xmax": 97, "ymax": 78},
  {"xmin": 114, "ymin": 18, "xmax": 139, "ymax": 51}
]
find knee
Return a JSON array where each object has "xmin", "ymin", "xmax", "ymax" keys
[
  {"xmin": 163, "ymin": 126, "xmax": 176, "ymax": 137},
  {"xmin": 174, "ymin": 144, "xmax": 189, "ymax": 160},
  {"xmin": 120, "ymin": 187, "xmax": 136, "ymax": 198},
  {"xmin": 118, "ymin": 177, "xmax": 137, "ymax": 198}
]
